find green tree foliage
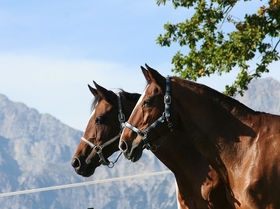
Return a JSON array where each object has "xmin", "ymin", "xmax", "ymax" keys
[{"xmin": 156, "ymin": 0, "xmax": 280, "ymax": 96}]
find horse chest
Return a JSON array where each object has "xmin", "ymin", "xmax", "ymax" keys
[{"xmin": 229, "ymin": 135, "xmax": 280, "ymax": 209}]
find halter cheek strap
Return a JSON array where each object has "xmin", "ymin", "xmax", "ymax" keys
[
  {"xmin": 164, "ymin": 77, "xmax": 173, "ymax": 131},
  {"xmin": 124, "ymin": 77, "xmax": 173, "ymax": 150},
  {"xmin": 81, "ymin": 94, "xmax": 124, "ymax": 167}
]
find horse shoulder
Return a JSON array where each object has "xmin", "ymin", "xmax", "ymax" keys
[{"xmin": 243, "ymin": 114, "xmax": 280, "ymax": 208}]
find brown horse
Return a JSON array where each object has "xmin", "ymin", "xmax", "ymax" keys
[
  {"xmin": 119, "ymin": 65, "xmax": 280, "ymax": 209},
  {"xmin": 71, "ymin": 82, "xmax": 139, "ymax": 177},
  {"xmin": 72, "ymin": 81, "xmax": 232, "ymax": 209}
]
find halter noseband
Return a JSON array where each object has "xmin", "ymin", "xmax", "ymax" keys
[
  {"xmin": 124, "ymin": 77, "xmax": 173, "ymax": 150},
  {"xmin": 81, "ymin": 93, "xmax": 124, "ymax": 168}
]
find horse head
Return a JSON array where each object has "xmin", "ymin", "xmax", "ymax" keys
[
  {"xmin": 119, "ymin": 65, "xmax": 177, "ymax": 162},
  {"xmin": 72, "ymin": 82, "xmax": 125, "ymax": 177}
]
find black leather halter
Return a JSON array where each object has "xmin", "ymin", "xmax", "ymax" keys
[
  {"xmin": 81, "ymin": 94, "xmax": 124, "ymax": 167},
  {"xmin": 124, "ymin": 77, "xmax": 173, "ymax": 150}
]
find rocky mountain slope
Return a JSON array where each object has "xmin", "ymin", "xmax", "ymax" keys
[
  {"xmin": 0, "ymin": 94, "xmax": 176, "ymax": 209},
  {"xmin": 236, "ymin": 77, "xmax": 280, "ymax": 115}
]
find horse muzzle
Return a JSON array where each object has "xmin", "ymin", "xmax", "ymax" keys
[
  {"xmin": 71, "ymin": 155, "xmax": 97, "ymax": 177},
  {"xmin": 119, "ymin": 139, "xmax": 144, "ymax": 162}
]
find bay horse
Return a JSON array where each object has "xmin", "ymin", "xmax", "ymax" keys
[
  {"xmin": 71, "ymin": 82, "xmax": 139, "ymax": 177},
  {"xmin": 71, "ymin": 80, "xmax": 232, "ymax": 209},
  {"xmin": 119, "ymin": 65, "xmax": 280, "ymax": 209}
]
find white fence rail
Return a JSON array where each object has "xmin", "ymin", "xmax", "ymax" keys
[{"xmin": 0, "ymin": 170, "xmax": 172, "ymax": 198}]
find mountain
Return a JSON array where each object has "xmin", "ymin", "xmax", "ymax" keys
[
  {"xmin": 0, "ymin": 94, "xmax": 176, "ymax": 209},
  {"xmin": 235, "ymin": 77, "xmax": 280, "ymax": 115}
]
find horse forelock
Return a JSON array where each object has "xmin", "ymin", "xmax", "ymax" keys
[{"xmin": 90, "ymin": 94, "xmax": 101, "ymax": 112}]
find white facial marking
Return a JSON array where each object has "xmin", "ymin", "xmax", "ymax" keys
[
  {"xmin": 131, "ymin": 85, "xmax": 149, "ymax": 117},
  {"xmin": 89, "ymin": 104, "xmax": 97, "ymax": 121},
  {"xmin": 119, "ymin": 85, "xmax": 149, "ymax": 142}
]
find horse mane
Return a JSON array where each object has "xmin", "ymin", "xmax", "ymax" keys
[
  {"xmin": 118, "ymin": 89, "xmax": 140, "ymax": 102},
  {"xmin": 90, "ymin": 90, "xmax": 140, "ymax": 112},
  {"xmin": 90, "ymin": 94, "xmax": 101, "ymax": 112},
  {"xmin": 174, "ymin": 77, "xmax": 255, "ymax": 115}
]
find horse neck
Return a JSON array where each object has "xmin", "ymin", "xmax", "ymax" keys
[
  {"xmin": 171, "ymin": 79, "xmax": 257, "ymax": 196},
  {"xmin": 153, "ymin": 131, "xmax": 210, "ymax": 201},
  {"xmin": 171, "ymin": 78, "xmax": 257, "ymax": 156}
]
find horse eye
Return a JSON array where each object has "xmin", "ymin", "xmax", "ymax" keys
[
  {"xmin": 154, "ymin": 87, "xmax": 159, "ymax": 94},
  {"xmin": 95, "ymin": 116, "xmax": 104, "ymax": 124},
  {"xmin": 143, "ymin": 98, "xmax": 153, "ymax": 107}
]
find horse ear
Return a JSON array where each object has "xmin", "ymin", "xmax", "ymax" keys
[
  {"xmin": 88, "ymin": 84, "xmax": 98, "ymax": 97},
  {"xmin": 93, "ymin": 81, "xmax": 117, "ymax": 105},
  {"xmin": 141, "ymin": 66, "xmax": 151, "ymax": 84},
  {"xmin": 145, "ymin": 64, "xmax": 165, "ymax": 88}
]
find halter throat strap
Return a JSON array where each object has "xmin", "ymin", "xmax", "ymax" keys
[
  {"xmin": 81, "ymin": 94, "xmax": 124, "ymax": 167},
  {"xmin": 124, "ymin": 77, "xmax": 173, "ymax": 150}
]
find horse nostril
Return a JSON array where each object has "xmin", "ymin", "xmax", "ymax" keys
[
  {"xmin": 72, "ymin": 157, "xmax": 81, "ymax": 169},
  {"xmin": 119, "ymin": 140, "xmax": 128, "ymax": 152}
]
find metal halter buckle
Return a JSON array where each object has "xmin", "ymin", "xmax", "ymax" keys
[
  {"xmin": 139, "ymin": 131, "xmax": 147, "ymax": 138},
  {"xmin": 94, "ymin": 146, "xmax": 101, "ymax": 153},
  {"xmin": 164, "ymin": 95, "xmax": 171, "ymax": 104},
  {"xmin": 118, "ymin": 112, "xmax": 125, "ymax": 123}
]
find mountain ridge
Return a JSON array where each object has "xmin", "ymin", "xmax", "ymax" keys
[
  {"xmin": 0, "ymin": 93, "xmax": 176, "ymax": 209},
  {"xmin": 236, "ymin": 77, "xmax": 280, "ymax": 115}
]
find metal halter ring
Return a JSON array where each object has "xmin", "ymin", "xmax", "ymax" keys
[{"xmin": 94, "ymin": 146, "xmax": 101, "ymax": 153}]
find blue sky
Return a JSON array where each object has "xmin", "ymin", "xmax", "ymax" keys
[{"xmin": 0, "ymin": 0, "xmax": 279, "ymax": 130}]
